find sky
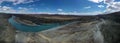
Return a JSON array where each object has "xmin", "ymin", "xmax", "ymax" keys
[{"xmin": 0, "ymin": 0, "xmax": 120, "ymax": 15}]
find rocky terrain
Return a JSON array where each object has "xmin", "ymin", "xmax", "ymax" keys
[
  {"xmin": 0, "ymin": 12, "xmax": 120, "ymax": 43},
  {"xmin": 0, "ymin": 14, "xmax": 15, "ymax": 43}
]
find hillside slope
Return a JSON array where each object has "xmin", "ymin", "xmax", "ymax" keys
[
  {"xmin": 0, "ymin": 12, "xmax": 120, "ymax": 43},
  {"xmin": 0, "ymin": 14, "xmax": 15, "ymax": 43}
]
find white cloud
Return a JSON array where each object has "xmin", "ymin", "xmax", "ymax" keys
[
  {"xmin": 0, "ymin": 0, "xmax": 35, "ymax": 5},
  {"xmin": 84, "ymin": 6, "xmax": 91, "ymax": 9},
  {"xmin": 2, "ymin": 6, "xmax": 12, "ymax": 11},
  {"xmin": 57, "ymin": 9, "xmax": 63, "ymax": 12},
  {"xmin": 0, "ymin": 6, "xmax": 102, "ymax": 15},
  {"xmin": 104, "ymin": 0, "xmax": 114, "ymax": 4},
  {"xmin": 18, "ymin": 7, "xmax": 28, "ymax": 10},
  {"xmin": 0, "ymin": 6, "xmax": 32, "ymax": 13},
  {"xmin": 98, "ymin": 5, "xmax": 104, "ymax": 8},
  {"xmin": 18, "ymin": 7, "xmax": 31, "ymax": 13},
  {"xmin": 103, "ymin": 0, "xmax": 120, "ymax": 13},
  {"xmin": 88, "ymin": 0, "xmax": 103, "ymax": 3},
  {"xmin": 89, "ymin": 0, "xmax": 120, "ymax": 13},
  {"xmin": 0, "ymin": 6, "xmax": 16, "ymax": 13}
]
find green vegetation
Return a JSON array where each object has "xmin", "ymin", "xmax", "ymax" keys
[{"xmin": 0, "ymin": 26, "xmax": 4, "ymax": 30}]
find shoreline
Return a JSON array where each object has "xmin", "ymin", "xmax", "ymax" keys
[{"xmin": 14, "ymin": 17, "xmax": 38, "ymax": 26}]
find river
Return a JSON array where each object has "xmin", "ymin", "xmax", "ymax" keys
[{"xmin": 8, "ymin": 16, "xmax": 69, "ymax": 32}]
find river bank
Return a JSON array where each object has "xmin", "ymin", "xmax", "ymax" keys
[
  {"xmin": 0, "ymin": 11, "xmax": 120, "ymax": 43},
  {"xmin": 14, "ymin": 16, "xmax": 38, "ymax": 26},
  {"xmin": 0, "ymin": 14, "xmax": 15, "ymax": 43}
]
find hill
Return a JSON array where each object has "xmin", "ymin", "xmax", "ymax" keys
[{"xmin": 0, "ymin": 12, "xmax": 120, "ymax": 43}]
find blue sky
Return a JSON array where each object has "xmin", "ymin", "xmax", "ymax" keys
[{"xmin": 0, "ymin": 0, "xmax": 120, "ymax": 15}]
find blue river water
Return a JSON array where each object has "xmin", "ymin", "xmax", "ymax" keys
[{"xmin": 8, "ymin": 16, "xmax": 69, "ymax": 32}]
